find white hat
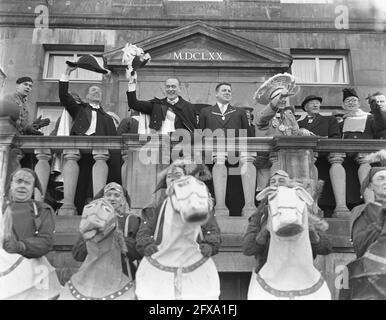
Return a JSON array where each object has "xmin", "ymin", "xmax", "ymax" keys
[{"xmin": 253, "ymin": 73, "xmax": 299, "ymax": 105}]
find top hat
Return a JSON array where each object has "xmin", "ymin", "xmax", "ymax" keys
[
  {"xmin": 301, "ymin": 95, "xmax": 323, "ymax": 111},
  {"xmin": 253, "ymin": 73, "xmax": 299, "ymax": 105},
  {"xmin": 66, "ymin": 55, "xmax": 109, "ymax": 74}
]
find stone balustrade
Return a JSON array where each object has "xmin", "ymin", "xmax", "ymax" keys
[{"xmin": 1, "ymin": 125, "xmax": 385, "ymax": 219}]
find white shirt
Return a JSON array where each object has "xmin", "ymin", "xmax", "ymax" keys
[{"xmin": 217, "ymin": 103, "xmax": 229, "ymax": 114}]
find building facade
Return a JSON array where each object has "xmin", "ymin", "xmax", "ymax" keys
[{"xmin": 1, "ymin": 0, "xmax": 386, "ymax": 299}]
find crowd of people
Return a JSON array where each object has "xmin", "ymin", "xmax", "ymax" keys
[{"xmin": 1, "ymin": 57, "xmax": 386, "ymax": 299}]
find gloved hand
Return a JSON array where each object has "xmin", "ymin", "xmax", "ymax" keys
[
  {"xmin": 24, "ymin": 124, "xmax": 43, "ymax": 135},
  {"xmin": 143, "ymin": 243, "xmax": 158, "ymax": 256},
  {"xmin": 3, "ymin": 239, "xmax": 26, "ymax": 254},
  {"xmin": 255, "ymin": 225, "xmax": 270, "ymax": 245},
  {"xmin": 199, "ymin": 243, "xmax": 213, "ymax": 257},
  {"xmin": 32, "ymin": 115, "xmax": 50, "ymax": 129}
]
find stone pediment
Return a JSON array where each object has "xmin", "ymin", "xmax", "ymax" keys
[{"xmin": 104, "ymin": 21, "xmax": 292, "ymax": 70}]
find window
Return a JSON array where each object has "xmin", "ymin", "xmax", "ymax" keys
[
  {"xmin": 43, "ymin": 52, "xmax": 104, "ymax": 81},
  {"xmin": 291, "ymin": 55, "xmax": 349, "ymax": 84},
  {"xmin": 36, "ymin": 105, "xmax": 63, "ymax": 136}
]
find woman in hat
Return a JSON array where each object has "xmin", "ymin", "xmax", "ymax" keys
[
  {"xmin": 242, "ymin": 170, "xmax": 332, "ymax": 273},
  {"xmin": 72, "ymin": 182, "xmax": 142, "ymax": 279},
  {"xmin": 135, "ymin": 160, "xmax": 221, "ymax": 258}
]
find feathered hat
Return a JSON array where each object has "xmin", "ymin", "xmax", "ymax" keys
[
  {"xmin": 122, "ymin": 43, "xmax": 151, "ymax": 77},
  {"xmin": 253, "ymin": 73, "xmax": 300, "ymax": 105}
]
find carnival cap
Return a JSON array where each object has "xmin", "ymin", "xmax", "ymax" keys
[
  {"xmin": 253, "ymin": 73, "xmax": 299, "ymax": 105},
  {"xmin": 301, "ymin": 95, "xmax": 323, "ymax": 111}
]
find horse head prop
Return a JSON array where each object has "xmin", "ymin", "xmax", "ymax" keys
[
  {"xmin": 135, "ymin": 175, "xmax": 220, "ymax": 300},
  {"xmin": 248, "ymin": 185, "xmax": 331, "ymax": 300},
  {"xmin": 60, "ymin": 198, "xmax": 135, "ymax": 300}
]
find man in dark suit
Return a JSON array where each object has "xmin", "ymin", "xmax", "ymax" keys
[
  {"xmin": 126, "ymin": 73, "xmax": 200, "ymax": 134},
  {"xmin": 199, "ymin": 83, "xmax": 249, "ymax": 135},
  {"xmin": 199, "ymin": 82, "xmax": 250, "ymax": 216},
  {"xmin": 59, "ymin": 65, "xmax": 121, "ymax": 214},
  {"xmin": 298, "ymin": 94, "xmax": 341, "ymax": 217},
  {"xmin": 297, "ymin": 95, "xmax": 341, "ymax": 138}
]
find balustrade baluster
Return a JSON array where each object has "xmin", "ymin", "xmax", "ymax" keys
[
  {"xmin": 328, "ymin": 152, "xmax": 350, "ymax": 218},
  {"xmin": 34, "ymin": 148, "xmax": 51, "ymax": 201},
  {"xmin": 356, "ymin": 153, "xmax": 374, "ymax": 203},
  {"xmin": 92, "ymin": 149, "xmax": 110, "ymax": 196},
  {"xmin": 58, "ymin": 149, "xmax": 80, "ymax": 216},
  {"xmin": 212, "ymin": 151, "xmax": 229, "ymax": 216},
  {"xmin": 240, "ymin": 151, "xmax": 257, "ymax": 216}
]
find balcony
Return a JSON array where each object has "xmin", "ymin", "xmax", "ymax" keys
[{"xmin": 1, "ymin": 117, "xmax": 385, "ymax": 299}]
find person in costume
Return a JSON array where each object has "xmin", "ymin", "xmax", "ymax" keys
[
  {"xmin": 2, "ymin": 168, "xmax": 56, "ymax": 258},
  {"xmin": 339, "ymin": 150, "xmax": 386, "ymax": 300},
  {"xmin": 351, "ymin": 150, "xmax": 386, "ymax": 258},
  {"xmin": 242, "ymin": 170, "xmax": 332, "ymax": 273},
  {"xmin": 0, "ymin": 168, "xmax": 61, "ymax": 299},
  {"xmin": 136, "ymin": 160, "xmax": 221, "ymax": 258},
  {"xmin": 72, "ymin": 182, "xmax": 141, "ymax": 279},
  {"xmin": 58, "ymin": 57, "xmax": 121, "ymax": 214},
  {"xmin": 253, "ymin": 73, "xmax": 308, "ymax": 194},
  {"xmin": 60, "ymin": 198, "xmax": 136, "ymax": 300}
]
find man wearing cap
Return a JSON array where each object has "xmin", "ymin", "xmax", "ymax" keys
[
  {"xmin": 298, "ymin": 95, "xmax": 341, "ymax": 138},
  {"xmin": 297, "ymin": 95, "xmax": 341, "ymax": 216},
  {"xmin": 59, "ymin": 65, "xmax": 121, "ymax": 214},
  {"xmin": 368, "ymin": 91, "xmax": 386, "ymax": 139},
  {"xmin": 242, "ymin": 170, "xmax": 332, "ymax": 273},
  {"xmin": 1, "ymin": 76, "xmax": 50, "ymax": 135}
]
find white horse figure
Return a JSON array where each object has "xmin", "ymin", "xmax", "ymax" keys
[
  {"xmin": 60, "ymin": 198, "xmax": 135, "ymax": 300},
  {"xmin": 135, "ymin": 175, "xmax": 220, "ymax": 300},
  {"xmin": 248, "ymin": 186, "xmax": 331, "ymax": 300},
  {"xmin": 0, "ymin": 208, "xmax": 61, "ymax": 300}
]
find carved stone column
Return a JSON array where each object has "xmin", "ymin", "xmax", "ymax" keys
[
  {"xmin": 328, "ymin": 152, "xmax": 350, "ymax": 218},
  {"xmin": 34, "ymin": 149, "xmax": 52, "ymax": 201},
  {"xmin": 58, "ymin": 149, "xmax": 80, "ymax": 216},
  {"xmin": 313, "ymin": 152, "xmax": 319, "ymax": 182},
  {"xmin": 121, "ymin": 149, "xmax": 129, "ymax": 189},
  {"xmin": 212, "ymin": 151, "xmax": 229, "ymax": 216},
  {"xmin": 92, "ymin": 149, "xmax": 110, "ymax": 197},
  {"xmin": 356, "ymin": 153, "xmax": 374, "ymax": 203},
  {"xmin": 240, "ymin": 151, "xmax": 257, "ymax": 216}
]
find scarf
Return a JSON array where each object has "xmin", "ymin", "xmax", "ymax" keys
[{"xmin": 342, "ymin": 109, "xmax": 369, "ymax": 133}]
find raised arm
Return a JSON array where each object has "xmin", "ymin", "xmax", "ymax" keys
[
  {"xmin": 126, "ymin": 72, "xmax": 154, "ymax": 115},
  {"xmin": 58, "ymin": 66, "xmax": 80, "ymax": 119}
]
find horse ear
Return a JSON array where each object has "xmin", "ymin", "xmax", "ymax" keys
[
  {"xmin": 256, "ymin": 186, "xmax": 277, "ymax": 201},
  {"xmin": 294, "ymin": 187, "xmax": 314, "ymax": 206}
]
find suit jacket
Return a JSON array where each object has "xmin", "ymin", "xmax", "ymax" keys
[
  {"xmin": 340, "ymin": 114, "xmax": 377, "ymax": 139},
  {"xmin": 59, "ymin": 81, "xmax": 117, "ymax": 136},
  {"xmin": 126, "ymin": 91, "xmax": 201, "ymax": 133},
  {"xmin": 298, "ymin": 114, "xmax": 341, "ymax": 138},
  {"xmin": 199, "ymin": 104, "xmax": 250, "ymax": 136}
]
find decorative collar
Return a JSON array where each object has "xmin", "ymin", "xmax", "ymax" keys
[{"xmin": 255, "ymin": 272, "xmax": 325, "ymax": 299}]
